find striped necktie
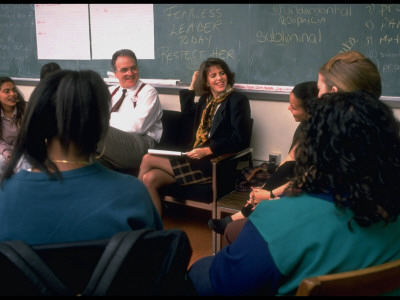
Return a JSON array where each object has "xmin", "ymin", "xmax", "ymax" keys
[{"xmin": 111, "ymin": 89, "xmax": 127, "ymax": 112}]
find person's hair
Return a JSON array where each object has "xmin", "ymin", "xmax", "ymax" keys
[
  {"xmin": 290, "ymin": 81, "xmax": 319, "ymax": 150},
  {"xmin": 40, "ymin": 62, "xmax": 61, "ymax": 80},
  {"xmin": 291, "ymin": 81, "xmax": 318, "ymax": 115},
  {"xmin": 111, "ymin": 49, "xmax": 138, "ymax": 72},
  {"xmin": 0, "ymin": 70, "xmax": 111, "ymax": 184},
  {"xmin": 319, "ymin": 51, "xmax": 382, "ymax": 98},
  {"xmin": 290, "ymin": 90, "xmax": 400, "ymax": 229},
  {"xmin": 194, "ymin": 57, "xmax": 235, "ymax": 96},
  {"xmin": 0, "ymin": 77, "xmax": 26, "ymax": 139}
]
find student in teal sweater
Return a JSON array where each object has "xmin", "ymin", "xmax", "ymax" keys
[
  {"xmin": 0, "ymin": 70, "xmax": 162, "ymax": 245},
  {"xmin": 188, "ymin": 90, "xmax": 400, "ymax": 296}
]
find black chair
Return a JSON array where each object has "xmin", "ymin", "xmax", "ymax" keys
[
  {"xmin": 0, "ymin": 229, "xmax": 194, "ymax": 296},
  {"xmin": 157, "ymin": 110, "xmax": 254, "ymax": 254}
]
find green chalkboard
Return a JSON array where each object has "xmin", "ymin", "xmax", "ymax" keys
[{"xmin": 1, "ymin": 4, "xmax": 400, "ymax": 97}]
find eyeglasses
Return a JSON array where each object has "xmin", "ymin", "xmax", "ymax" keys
[{"xmin": 117, "ymin": 66, "xmax": 138, "ymax": 74}]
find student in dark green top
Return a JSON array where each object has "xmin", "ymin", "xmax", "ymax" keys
[{"xmin": 188, "ymin": 90, "xmax": 400, "ymax": 296}]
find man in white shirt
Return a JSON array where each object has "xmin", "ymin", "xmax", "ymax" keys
[{"xmin": 96, "ymin": 49, "xmax": 163, "ymax": 176}]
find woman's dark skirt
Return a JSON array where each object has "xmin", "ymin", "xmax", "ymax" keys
[{"xmin": 170, "ymin": 156, "xmax": 212, "ymax": 186}]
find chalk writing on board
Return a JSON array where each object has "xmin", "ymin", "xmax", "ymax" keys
[
  {"xmin": 1, "ymin": 4, "xmax": 400, "ymax": 97},
  {"xmin": 158, "ymin": 5, "xmax": 238, "ymax": 66}
]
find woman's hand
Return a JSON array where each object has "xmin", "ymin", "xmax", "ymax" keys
[
  {"xmin": 3, "ymin": 150, "xmax": 12, "ymax": 163},
  {"xmin": 186, "ymin": 147, "xmax": 212, "ymax": 159},
  {"xmin": 189, "ymin": 71, "xmax": 198, "ymax": 90},
  {"xmin": 249, "ymin": 188, "xmax": 278, "ymax": 205}
]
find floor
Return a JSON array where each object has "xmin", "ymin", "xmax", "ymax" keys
[{"xmin": 162, "ymin": 203, "xmax": 215, "ymax": 268}]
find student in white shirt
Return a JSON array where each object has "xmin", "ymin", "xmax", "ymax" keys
[{"xmin": 96, "ymin": 49, "xmax": 163, "ymax": 176}]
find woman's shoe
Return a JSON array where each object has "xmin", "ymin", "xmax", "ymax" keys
[{"xmin": 208, "ymin": 216, "xmax": 232, "ymax": 234}]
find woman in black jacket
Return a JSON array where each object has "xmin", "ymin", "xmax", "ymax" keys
[{"xmin": 138, "ymin": 58, "xmax": 251, "ymax": 215}]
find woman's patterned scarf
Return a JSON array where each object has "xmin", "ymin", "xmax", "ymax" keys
[{"xmin": 193, "ymin": 85, "xmax": 233, "ymax": 148}]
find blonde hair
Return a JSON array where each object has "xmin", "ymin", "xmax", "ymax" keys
[{"xmin": 319, "ymin": 51, "xmax": 382, "ymax": 98}]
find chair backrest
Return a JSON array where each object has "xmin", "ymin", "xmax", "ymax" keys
[
  {"xmin": 157, "ymin": 110, "xmax": 195, "ymax": 151},
  {"xmin": 295, "ymin": 258, "xmax": 400, "ymax": 296},
  {"xmin": 0, "ymin": 229, "xmax": 194, "ymax": 296}
]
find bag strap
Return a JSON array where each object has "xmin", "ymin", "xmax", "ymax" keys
[
  {"xmin": 0, "ymin": 241, "xmax": 73, "ymax": 296},
  {"xmin": 82, "ymin": 229, "xmax": 152, "ymax": 296}
]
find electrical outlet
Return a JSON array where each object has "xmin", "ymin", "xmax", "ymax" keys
[{"xmin": 269, "ymin": 153, "xmax": 281, "ymax": 165}]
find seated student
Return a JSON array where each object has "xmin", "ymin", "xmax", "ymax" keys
[
  {"xmin": 96, "ymin": 49, "xmax": 163, "ymax": 176},
  {"xmin": 40, "ymin": 62, "xmax": 61, "ymax": 80},
  {"xmin": 0, "ymin": 77, "xmax": 26, "ymax": 176},
  {"xmin": 208, "ymin": 81, "xmax": 318, "ymax": 235},
  {"xmin": 138, "ymin": 57, "xmax": 252, "ymax": 215},
  {"xmin": 0, "ymin": 70, "xmax": 162, "ymax": 245},
  {"xmin": 317, "ymin": 50, "xmax": 381, "ymax": 98},
  {"xmin": 188, "ymin": 90, "xmax": 400, "ymax": 296},
  {"xmin": 219, "ymin": 50, "xmax": 384, "ymax": 244}
]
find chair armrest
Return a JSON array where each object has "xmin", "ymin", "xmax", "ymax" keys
[
  {"xmin": 210, "ymin": 147, "xmax": 254, "ymax": 165},
  {"xmin": 212, "ymin": 148, "xmax": 253, "ymax": 199}
]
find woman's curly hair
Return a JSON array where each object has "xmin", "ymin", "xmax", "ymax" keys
[{"xmin": 289, "ymin": 90, "xmax": 400, "ymax": 229}]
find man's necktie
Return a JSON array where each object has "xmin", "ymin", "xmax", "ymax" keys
[{"xmin": 111, "ymin": 89, "xmax": 127, "ymax": 112}]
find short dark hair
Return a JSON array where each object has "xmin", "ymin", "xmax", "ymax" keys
[
  {"xmin": 291, "ymin": 81, "xmax": 318, "ymax": 115},
  {"xmin": 194, "ymin": 57, "xmax": 235, "ymax": 96},
  {"xmin": 111, "ymin": 49, "xmax": 138, "ymax": 71},
  {"xmin": 0, "ymin": 70, "xmax": 111, "ymax": 183},
  {"xmin": 40, "ymin": 62, "xmax": 61, "ymax": 80}
]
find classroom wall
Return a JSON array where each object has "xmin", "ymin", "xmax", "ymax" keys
[{"xmin": 16, "ymin": 85, "xmax": 400, "ymax": 165}]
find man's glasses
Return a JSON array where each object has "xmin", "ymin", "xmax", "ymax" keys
[{"xmin": 117, "ymin": 66, "xmax": 138, "ymax": 74}]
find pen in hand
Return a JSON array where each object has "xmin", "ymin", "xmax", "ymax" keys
[{"xmin": 249, "ymin": 183, "xmax": 266, "ymax": 205}]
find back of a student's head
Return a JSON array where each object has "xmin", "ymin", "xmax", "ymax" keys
[
  {"xmin": 40, "ymin": 62, "xmax": 61, "ymax": 80},
  {"xmin": 292, "ymin": 90, "xmax": 400, "ymax": 226},
  {"xmin": 4, "ymin": 70, "xmax": 111, "ymax": 177},
  {"xmin": 319, "ymin": 51, "xmax": 382, "ymax": 98}
]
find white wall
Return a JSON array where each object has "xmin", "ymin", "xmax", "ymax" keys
[
  {"xmin": 17, "ymin": 85, "xmax": 400, "ymax": 164},
  {"xmin": 155, "ymin": 93, "xmax": 297, "ymax": 162}
]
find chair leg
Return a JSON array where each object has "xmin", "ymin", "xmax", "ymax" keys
[
  {"xmin": 212, "ymin": 231, "xmax": 217, "ymax": 255},
  {"xmin": 215, "ymin": 209, "xmax": 222, "ymax": 254}
]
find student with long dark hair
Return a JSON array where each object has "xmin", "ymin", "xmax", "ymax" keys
[
  {"xmin": 0, "ymin": 70, "xmax": 162, "ymax": 245},
  {"xmin": 0, "ymin": 77, "xmax": 26, "ymax": 175}
]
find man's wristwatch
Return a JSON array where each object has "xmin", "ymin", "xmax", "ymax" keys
[{"xmin": 270, "ymin": 190, "xmax": 276, "ymax": 199}]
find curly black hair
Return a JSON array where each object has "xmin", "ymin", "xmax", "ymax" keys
[{"xmin": 289, "ymin": 90, "xmax": 400, "ymax": 229}]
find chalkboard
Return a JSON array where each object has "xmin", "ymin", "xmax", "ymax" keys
[{"xmin": 1, "ymin": 4, "xmax": 400, "ymax": 97}]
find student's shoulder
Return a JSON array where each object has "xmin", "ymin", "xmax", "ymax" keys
[
  {"xmin": 97, "ymin": 166, "xmax": 149, "ymax": 194},
  {"xmin": 108, "ymin": 84, "xmax": 120, "ymax": 93},
  {"xmin": 139, "ymin": 82, "xmax": 160, "ymax": 98}
]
